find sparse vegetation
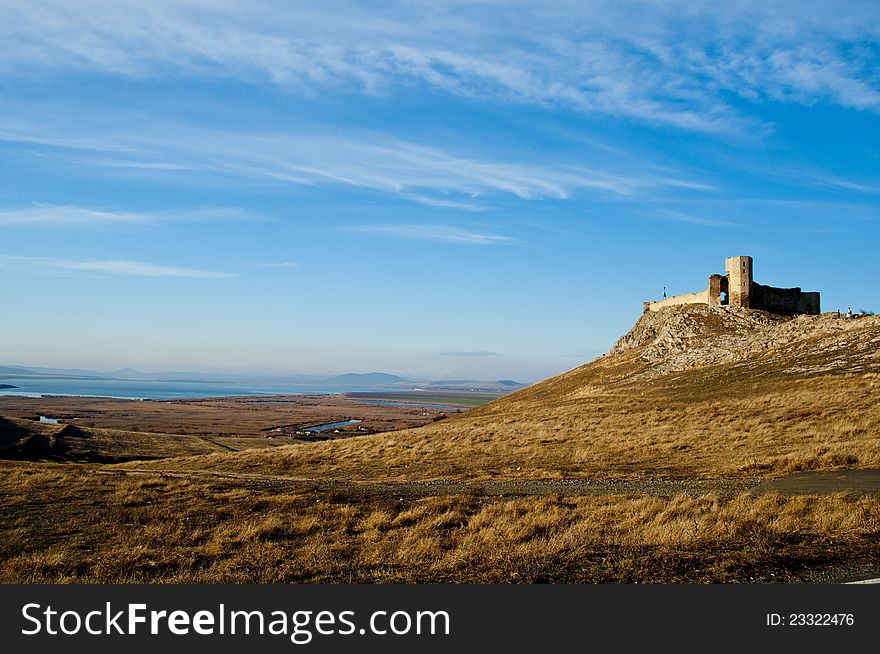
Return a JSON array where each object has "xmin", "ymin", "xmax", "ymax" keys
[
  {"xmin": 2, "ymin": 306, "xmax": 879, "ymax": 583},
  {"xmin": 130, "ymin": 357, "xmax": 880, "ymax": 483},
  {"xmin": 1, "ymin": 462, "xmax": 877, "ymax": 583}
]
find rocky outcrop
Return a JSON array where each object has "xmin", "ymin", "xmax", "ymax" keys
[{"xmin": 609, "ymin": 305, "xmax": 880, "ymax": 380}]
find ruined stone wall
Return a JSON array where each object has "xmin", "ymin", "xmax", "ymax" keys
[
  {"xmin": 642, "ymin": 255, "xmax": 820, "ymax": 316},
  {"xmin": 644, "ymin": 290, "xmax": 710, "ymax": 312},
  {"xmin": 797, "ymin": 292, "xmax": 821, "ymax": 314},
  {"xmin": 707, "ymin": 274, "xmax": 724, "ymax": 307},
  {"xmin": 749, "ymin": 284, "xmax": 820, "ymax": 315}
]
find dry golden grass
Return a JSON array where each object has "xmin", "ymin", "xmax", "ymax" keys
[
  {"xmin": 116, "ymin": 311, "xmax": 880, "ymax": 484},
  {"xmin": 0, "ymin": 415, "xmax": 234, "ymax": 461},
  {"xmin": 1, "ymin": 461, "xmax": 878, "ymax": 583},
  {"xmin": 3, "ymin": 309, "xmax": 879, "ymax": 583},
  {"xmin": 125, "ymin": 372, "xmax": 880, "ymax": 483}
]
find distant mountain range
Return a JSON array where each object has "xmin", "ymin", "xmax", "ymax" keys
[
  {"xmin": 0, "ymin": 366, "xmax": 38, "ymax": 374},
  {"xmin": 0, "ymin": 365, "xmax": 524, "ymax": 392}
]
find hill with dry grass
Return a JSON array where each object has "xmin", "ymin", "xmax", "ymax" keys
[
  {"xmin": 0, "ymin": 415, "xmax": 238, "ymax": 461},
  {"xmin": 131, "ymin": 306, "xmax": 880, "ymax": 482},
  {"xmin": 4, "ymin": 305, "xmax": 880, "ymax": 583}
]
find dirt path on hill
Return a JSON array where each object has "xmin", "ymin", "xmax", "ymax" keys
[
  {"xmin": 99, "ymin": 467, "xmax": 880, "ymax": 500},
  {"xmin": 195, "ymin": 434, "xmax": 238, "ymax": 452},
  {"xmin": 750, "ymin": 469, "xmax": 880, "ymax": 496}
]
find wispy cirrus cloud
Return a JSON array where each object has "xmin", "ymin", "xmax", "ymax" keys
[
  {"xmin": 0, "ymin": 203, "xmax": 261, "ymax": 227},
  {"xmin": 0, "ymin": 116, "xmax": 711, "ymax": 207},
  {"xmin": 0, "ymin": 204, "xmax": 147, "ymax": 226},
  {"xmin": 0, "ymin": 255, "xmax": 233, "ymax": 279},
  {"xmin": 258, "ymin": 261, "xmax": 300, "ymax": 269},
  {"xmin": 1, "ymin": 2, "xmax": 878, "ymax": 132},
  {"xmin": 652, "ymin": 209, "xmax": 741, "ymax": 228},
  {"xmin": 642, "ymin": 197, "xmax": 880, "ymax": 233},
  {"xmin": 401, "ymin": 194, "xmax": 489, "ymax": 212},
  {"xmin": 339, "ymin": 224, "xmax": 513, "ymax": 246}
]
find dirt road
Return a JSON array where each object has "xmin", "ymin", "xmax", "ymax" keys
[{"xmin": 102, "ymin": 467, "xmax": 880, "ymax": 500}]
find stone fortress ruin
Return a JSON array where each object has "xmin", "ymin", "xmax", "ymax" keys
[{"xmin": 644, "ymin": 256, "xmax": 820, "ymax": 316}]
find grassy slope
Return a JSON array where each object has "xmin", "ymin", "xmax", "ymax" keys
[
  {"xmin": 0, "ymin": 416, "xmax": 227, "ymax": 461},
  {"xmin": 3, "ymin": 308, "xmax": 879, "ymax": 583},
  {"xmin": 129, "ymin": 309, "xmax": 880, "ymax": 481},
  {"xmin": 0, "ymin": 415, "xmax": 306, "ymax": 461},
  {"xmin": 3, "ymin": 461, "xmax": 878, "ymax": 583}
]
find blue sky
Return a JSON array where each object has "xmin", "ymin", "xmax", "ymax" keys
[{"xmin": 1, "ymin": 0, "xmax": 878, "ymax": 382}]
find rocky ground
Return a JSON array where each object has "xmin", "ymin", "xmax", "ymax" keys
[{"xmin": 609, "ymin": 305, "xmax": 880, "ymax": 381}]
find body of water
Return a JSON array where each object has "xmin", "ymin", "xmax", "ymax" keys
[
  {"xmin": 0, "ymin": 377, "xmax": 396, "ymax": 400},
  {"xmin": 305, "ymin": 419, "xmax": 362, "ymax": 433}
]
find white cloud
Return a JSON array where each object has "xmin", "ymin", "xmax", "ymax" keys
[
  {"xmin": 402, "ymin": 194, "xmax": 489, "ymax": 212},
  {"xmin": 258, "ymin": 261, "xmax": 300, "ymax": 268},
  {"xmin": 0, "ymin": 118, "xmax": 710, "ymax": 205},
  {"xmin": 339, "ymin": 224, "xmax": 513, "ymax": 245},
  {"xmin": 0, "ymin": 1, "xmax": 877, "ymax": 131},
  {"xmin": 0, "ymin": 255, "xmax": 233, "ymax": 279},
  {"xmin": 0, "ymin": 203, "xmax": 261, "ymax": 227},
  {"xmin": 0, "ymin": 204, "xmax": 147, "ymax": 226},
  {"xmin": 652, "ymin": 209, "xmax": 740, "ymax": 227}
]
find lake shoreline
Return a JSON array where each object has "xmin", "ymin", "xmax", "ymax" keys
[
  {"xmin": 0, "ymin": 390, "xmax": 499, "ymax": 446},
  {"xmin": 0, "ymin": 377, "xmax": 513, "ymax": 403}
]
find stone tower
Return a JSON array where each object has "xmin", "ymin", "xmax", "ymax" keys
[
  {"xmin": 707, "ymin": 274, "xmax": 724, "ymax": 307},
  {"xmin": 725, "ymin": 255, "xmax": 752, "ymax": 309}
]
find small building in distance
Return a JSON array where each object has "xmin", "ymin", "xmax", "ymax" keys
[{"xmin": 644, "ymin": 256, "xmax": 820, "ymax": 316}]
